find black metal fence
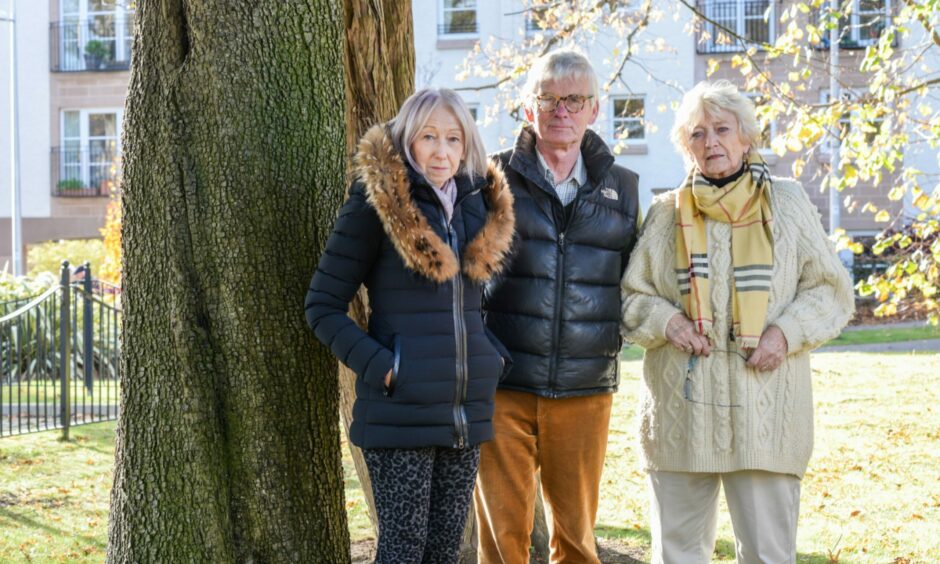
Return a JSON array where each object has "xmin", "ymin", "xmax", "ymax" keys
[
  {"xmin": 0, "ymin": 262, "xmax": 121, "ymax": 439},
  {"xmin": 51, "ymin": 146, "xmax": 120, "ymax": 197},
  {"xmin": 49, "ymin": 19, "xmax": 134, "ymax": 72}
]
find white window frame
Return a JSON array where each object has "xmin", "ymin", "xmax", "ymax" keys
[
  {"xmin": 438, "ymin": 0, "xmax": 478, "ymax": 37},
  {"xmin": 609, "ymin": 95, "xmax": 646, "ymax": 143},
  {"xmin": 60, "ymin": 0, "xmax": 135, "ymax": 68},
  {"xmin": 60, "ymin": 108, "xmax": 123, "ymax": 191},
  {"xmin": 704, "ymin": 0, "xmax": 776, "ymax": 52},
  {"xmin": 846, "ymin": 0, "xmax": 891, "ymax": 47}
]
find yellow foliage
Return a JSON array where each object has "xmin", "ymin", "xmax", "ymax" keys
[
  {"xmin": 27, "ymin": 239, "xmax": 105, "ymax": 277},
  {"xmin": 98, "ymin": 199, "xmax": 122, "ymax": 284}
]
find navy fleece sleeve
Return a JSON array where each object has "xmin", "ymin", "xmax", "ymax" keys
[{"xmin": 305, "ymin": 187, "xmax": 393, "ymax": 390}]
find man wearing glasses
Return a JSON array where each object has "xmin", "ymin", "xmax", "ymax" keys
[{"xmin": 475, "ymin": 50, "xmax": 640, "ymax": 564}]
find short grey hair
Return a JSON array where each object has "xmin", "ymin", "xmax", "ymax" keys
[
  {"xmin": 671, "ymin": 80, "xmax": 761, "ymax": 168},
  {"xmin": 388, "ymin": 88, "xmax": 488, "ymax": 180},
  {"xmin": 521, "ymin": 49, "xmax": 600, "ymax": 115}
]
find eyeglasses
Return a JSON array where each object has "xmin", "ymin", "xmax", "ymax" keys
[
  {"xmin": 534, "ymin": 94, "xmax": 594, "ymax": 114},
  {"xmin": 683, "ymin": 349, "xmax": 745, "ymax": 408}
]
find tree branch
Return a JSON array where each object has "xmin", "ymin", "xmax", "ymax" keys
[
  {"xmin": 901, "ymin": 0, "xmax": 940, "ymax": 48},
  {"xmin": 604, "ymin": 0, "xmax": 653, "ymax": 90}
]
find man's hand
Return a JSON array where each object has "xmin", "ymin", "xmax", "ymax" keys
[
  {"xmin": 665, "ymin": 313, "xmax": 712, "ymax": 356},
  {"xmin": 384, "ymin": 369, "xmax": 393, "ymax": 388},
  {"xmin": 746, "ymin": 326, "xmax": 788, "ymax": 372}
]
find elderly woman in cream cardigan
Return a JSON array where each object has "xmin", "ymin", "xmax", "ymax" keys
[{"xmin": 620, "ymin": 80, "xmax": 854, "ymax": 564}]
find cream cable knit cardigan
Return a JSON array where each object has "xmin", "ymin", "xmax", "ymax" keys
[{"xmin": 620, "ymin": 177, "xmax": 854, "ymax": 478}]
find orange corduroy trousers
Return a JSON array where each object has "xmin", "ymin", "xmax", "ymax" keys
[{"xmin": 474, "ymin": 388, "xmax": 614, "ymax": 564}]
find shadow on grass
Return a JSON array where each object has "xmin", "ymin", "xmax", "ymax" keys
[
  {"xmin": 594, "ymin": 524, "xmax": 834, "ymax": 564},
  {"xmin": 0, "ymin": 507, "xmax": 106, "ymax": 549}
]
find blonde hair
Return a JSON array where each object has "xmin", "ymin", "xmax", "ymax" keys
[
  {"xmin": 671, "ymin": 80, "xmax": 761, "ymax": 168},
  {"xmin": 521, "ymin": 49, "xmax": 599, "ymax": 115},
  {"xmin": 388, "ymin": 88, "xmax": 488, "ymax": 180}
]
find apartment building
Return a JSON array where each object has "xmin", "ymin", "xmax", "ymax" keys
[
  {"xmin": 413, "ymin": 0, "xmax": 697, "ymax": 212},
  {"xmin": 0, "ymin": 0, "xmax": 131, "ymax": 269},
  {"xmin": 693, "ymin": 0, "xmax": 914, "ymax": 234},
  {"xmin": 0, "ymin": 1, "xmax": 933, "ymax": 273},
  {"xmin": 419, "ymin": 0, "xmax": 936, "ymax": 234}
]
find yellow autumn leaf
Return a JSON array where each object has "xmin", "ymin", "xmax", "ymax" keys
[
  {"xmin": 875, "ymin": 209, "xmax": 891, "ymax": 222},
  {"xmin": 791, "ymin": 158, "xmax": 805, "ymax": 177},
  {"xmin": 785, "ymin": 136, "xmax": 803, "ymax": 152},
  {"xmin": 706, "ymin": 59, "xmax": 720, "ymax": 77}
]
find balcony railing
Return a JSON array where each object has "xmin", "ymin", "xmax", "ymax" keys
[
  {"xmin": 51, "ymin": 146, "xmax": 121, "ymax": 197},
  {"xmin": 438, "ymin": 21, "xmax": 478, "ymax": 36},
  {"xmin": 696, "ymin": 0, "xmax": 773, "ymax": 54},
  {"xmin": 50, "ymin": 19, "xmax": 134, "ymax": 72}
]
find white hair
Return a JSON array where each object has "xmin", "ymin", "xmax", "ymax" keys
[
  {"xmin": 521, "ymin": 49, "xmax": 600, "ymax": 115},
  {"xmin": 388, "ymin": 88, "xmax": 488, "ymax": 180},
  {"xmin": 671, "ymin": 80, "xmax": 761, "ymax": 168}
]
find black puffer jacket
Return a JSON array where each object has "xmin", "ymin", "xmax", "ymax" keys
[
  {"xmin": 485, "ymin": 126, "xmax": 639, "ymax": 398},
  {"xmin": 305, "ymin": 125, "xmax": 515, "ymax": 449}
]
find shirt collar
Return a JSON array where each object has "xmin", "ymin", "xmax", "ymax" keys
[{"xmin": 535, "ymin": 148, "xmax": 587, "ymax": 188}]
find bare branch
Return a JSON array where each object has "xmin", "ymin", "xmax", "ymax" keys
[{"xmin": 604, "ymin": 0, "xmax": 653, "ymax": 90}]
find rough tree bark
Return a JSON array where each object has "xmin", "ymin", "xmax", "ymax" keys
[
  {"xmin": 108, "ymin": 2, "xmax": 349, "ymax": 562},
  {"xmin": 340, "ymin": 0, "xmax": 415, "ymax": 539}
]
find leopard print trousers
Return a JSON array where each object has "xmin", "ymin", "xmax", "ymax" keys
[{"xmin": 363, "ymin": 445, "xmax": 481, "ymax": 564}]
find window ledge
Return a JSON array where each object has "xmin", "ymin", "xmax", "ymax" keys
[
  {"xmin": 436, "ymin": 37, "xmax": 478, "ymax": 50},
  {"xmin": 613, "ymin": 143, "xmax": 649, "ymax": 155}
]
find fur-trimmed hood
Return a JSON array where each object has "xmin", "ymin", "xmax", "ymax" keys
[{"xmin": 352, "ymin": 124, "xmax": 515, "ymax": 284}]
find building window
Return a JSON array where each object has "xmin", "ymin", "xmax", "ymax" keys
[
  {"xmin": 611, "ymin": 96, "xmax": 645, "ymax": 142},
  {"xmin": 697, "ymin": 0, "xmax": 775, "ymax": 54},
  {"xmin": 54, "ymin": 0, "xmax": 135, "ymax": 72},
  {"xmin": 467, "ymin": 104, "xmax": 480, "ymax": 123},
  {"xmin": 55, "ymin": 109, "xmax": 122, "ymax": 196},
  {"xmin": 842, "ymin": 0, "xmax": 891, "ymax": 47},
  {"xmin": 439, "ymin": 0, "xmax": 478, "ymax": 36}
]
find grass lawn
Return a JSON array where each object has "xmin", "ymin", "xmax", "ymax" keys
[
  {"xmin": 825, "ymin": 324, "xmax": 940, "ymax": 347},
  {"xmin": 0, "ymin": 423, "xmax": 113, "ymax": 562},
  {"xmin": 2, "ymin": 352, "xmax": 938, "ymax": 562}
]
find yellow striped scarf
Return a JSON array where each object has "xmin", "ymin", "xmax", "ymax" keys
[{"xmin": 675, "ymin": 153, "xmax": 774, "ymax": 348}]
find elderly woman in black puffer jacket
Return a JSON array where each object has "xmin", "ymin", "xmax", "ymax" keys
[{"xmin": 305, "ymin": 87, "xmax": 515, "ymax": 564}]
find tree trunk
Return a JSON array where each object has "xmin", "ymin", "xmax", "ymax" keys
[
  {"xmin": 531, "ymin": 480, "xmax": 550, "ymax": 561},
  {"xmin": 340, "ymin": 0, "xmax": 415, "ymax": 541},
  {"xmin": 108, "ymin": 2, "xmax": 349, "ymax": 561}
]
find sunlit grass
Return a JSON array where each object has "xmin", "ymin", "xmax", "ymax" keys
[
  {"xmin": 2, "ymin": 352, "xmax": 937, "ymax": 562},
  {"xmin": 826, "ymin": 324, "xmax": 940, "ymax": 347},
  {"xmin": 0, "ymin": 422, "xmax": 113, "ymax": 563},
  {"xmin": 592, "ymin": 353, "xmax": 940, "ymax": 563}
]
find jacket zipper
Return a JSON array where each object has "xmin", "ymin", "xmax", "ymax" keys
[
  {"xmin": 547, "ymin": 192, "xmax": 582, "ymax": 395},
  {"xmin": 440, "ymin": 211, "xmax": 470, "ymax": 449}
]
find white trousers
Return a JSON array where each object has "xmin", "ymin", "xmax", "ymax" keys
[{"xmin": 648, "ymin": 470, "xmax": 801, "ymax": 564}]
